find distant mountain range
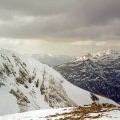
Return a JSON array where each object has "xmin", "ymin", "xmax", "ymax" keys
[
  {"xmin": 0, "ymin": 49, "xmax": 116, "ymax": 116},
  {"xmin": 55, "ymin": 50, "xmax": 120, "ymax": 103},
  {"xmin": 32, "ymin": 54, "xmax": 72, "ymax": 66}
]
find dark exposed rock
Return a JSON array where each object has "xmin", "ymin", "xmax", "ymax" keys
[{"xmin": 55, "ymin": 50, "xmax": 120, "ymax": 103}]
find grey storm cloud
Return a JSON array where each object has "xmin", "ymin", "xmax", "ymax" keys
[{"xmin": 0, "ymin": 0, "xmax": 120, "ymax": 41}]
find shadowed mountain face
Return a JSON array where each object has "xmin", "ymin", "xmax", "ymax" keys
[{"xmin": 55, "ymin": 50, "xmax": 120, "ymax": 103}]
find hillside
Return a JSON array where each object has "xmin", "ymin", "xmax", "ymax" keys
[{"xmin": 55, "ymin": 50, "xmax": 120, "ymax": 103}]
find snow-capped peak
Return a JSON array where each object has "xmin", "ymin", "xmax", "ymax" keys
[{"xmin": 74, "ymin": 49, "xmax": 120, "ymax": 62}]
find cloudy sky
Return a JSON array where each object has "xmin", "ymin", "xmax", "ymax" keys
[{"xmin": 0, "ymin": 0, "xmax": 120, "ymax": 56}]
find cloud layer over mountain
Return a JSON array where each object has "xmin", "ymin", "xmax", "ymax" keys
[{"xmin": 0, "ymin": 0, "xmax": 120, "ymax": 55}]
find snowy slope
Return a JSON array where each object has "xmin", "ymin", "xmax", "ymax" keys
[
  {"xmin": 0, "ymin": 49, "xmax": 118, "ymax": 116},
  {"xmin": 0, "ymin": 105, "xmax": 120, "ymax": 120},
  {"xmin": 88, "ymin": 110, "xmax": 120, "ymax": 120},
  {"xmin": 0, "ymin": 108, "xmax": 73, "ymax": 120}
]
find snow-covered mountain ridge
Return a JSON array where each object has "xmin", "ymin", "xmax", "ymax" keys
[
  {"xmin": 0, "ymin": 49, "xmax": 117, "ymax": 116},
  {"xmin": 55, "ymin": 49, "xmax": 120, "ymax": 103},
  {"xmin": 74, "ymin": 49, "xmax": 118, "ymax": 62}
]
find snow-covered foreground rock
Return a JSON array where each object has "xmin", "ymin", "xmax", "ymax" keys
[
  {"xmin": 0, "ymin": 104, "xmax": 120, "ymax": 120},
  {"xmin": 0, "ymin": 49, "xmax": 118, "ymax": 116},
  {"xmin": 0, "ymin": 108, "xmax": 72, "ymax": 120}
]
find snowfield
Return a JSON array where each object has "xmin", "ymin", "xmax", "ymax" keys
[
  {"xmin": 0, "ymin": 108, "xmax": 73, "ymax": 120},
  {"xmin": 0, "ymin": 108, "xmax": 72, "ymax": 120},
  {"xmin": 87, "ymin": 110, "xmax": 120, "ymax": 120},
  {"xmin": 0, "ymin": 106, "xmax": 120, "ymax": 120}
]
